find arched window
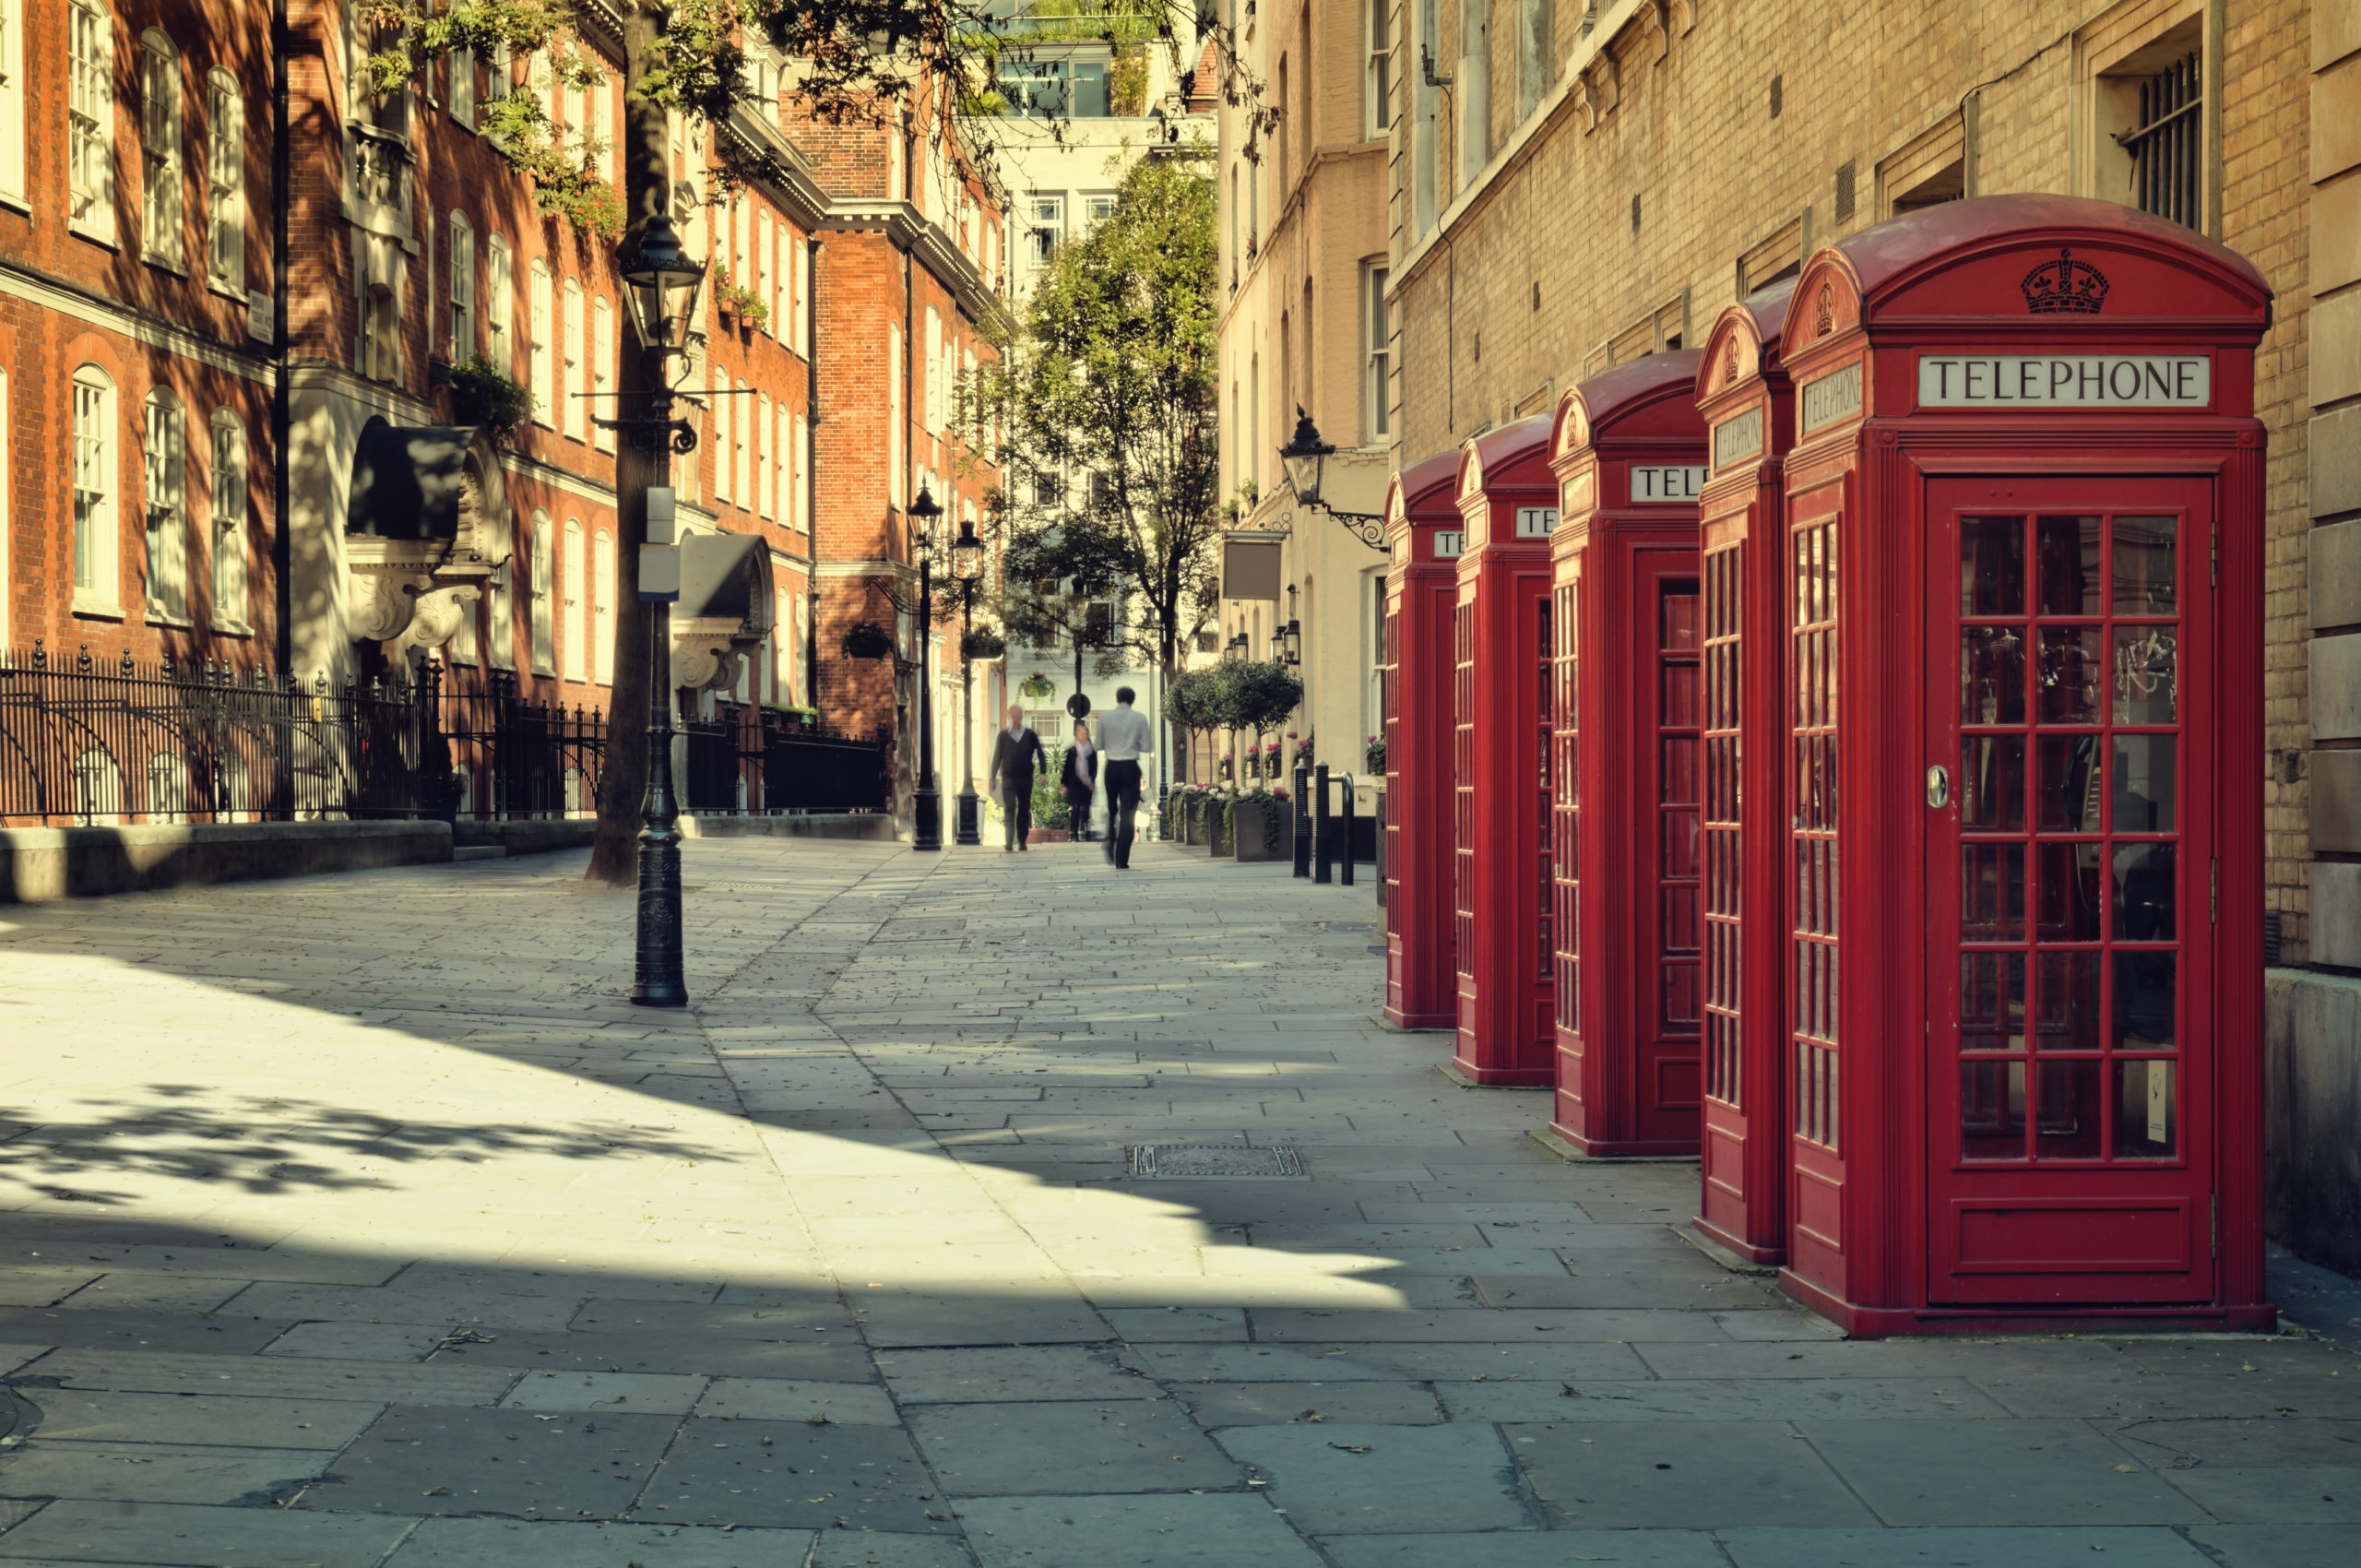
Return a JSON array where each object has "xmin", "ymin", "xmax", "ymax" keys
[
  {"xmin": 592, "ymin": 528, "xmax": 615, "ymax": 684},
  {"xmin": 148, "ymin": 751, "xmax": 188, "ymax": 823},
  {"xmin": 486, "ymin": 234, "xmax": 513, "ymax": 371},
  {"xmin": 140, "ymin": 30, "xmax": 184, "ymax": 267},
  {"xmin": 528, "ymin": 509, "xmax": 553, "ymax": 672},
  {"xmin": 205, "ymin": 68, "xmax": 243, "ymax": 290},
  {"xmin": 67, "ymin": 1, "xmax": 115, "ymax": 242},
  {"xmin": 144, "ymin": 389, "xmax": 192, "ymax": 624},
  {"xmin": 756, "ymin": 393, "xmax": 772, "ymax": 517},
  {"xmin": 487, "ymin": 558, "xmax": 513, "ymax": 670},
  {"xmin": 591, "ymin": 296, "xmax": 613, "ymax": 453},
  {"xmin": 562, "ymin": 276, "xmax": 584, "ymax": 440},
  {"xmin": 71, "ymin": 365, "xmax": 117, "ymax": 610},
  {"xmin": 208, "ymin": 410, "xmax": 247, "ymax": 630},
  {"xmin": 0, "ymin": 0, "xmax": 27, "ymax": 206},
  {"xmin": 562, "ymin": 517, "xmax": 584, "ymax": 680},
  {"xmin": 528, "ymin": 259, "xmax": 554, "ymax": 426},
  {"xmin": 447, "ymin": 213, "xmax": 475, "ymax": 361},
  {"xmin": 74, "ymin": 748, "xmax": 123, "ymax": 825},
  {"xmin": 713, "ymin": 374, "xmax": 731, "ymax": 504}
]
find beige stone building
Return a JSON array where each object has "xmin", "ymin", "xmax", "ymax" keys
[
  {"xmin": 1321, "ymin": 0, "xmax": 2357, "ymax": 1264},
  {"xmin": 1216, "ymin": 0, "xmax": 1399, "ymax": 788}
]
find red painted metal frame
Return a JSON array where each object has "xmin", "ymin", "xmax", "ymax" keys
[
  {"xmin": 1385, "ymin": 452, "xmax": 1470, "ymax": 1031},
  {"xmin": 1691, "ymin": 283, "xmax": 1798, "ymax": 1263},
  {"xmin": 1547, "ymin": 353, "xmax": 1712, "ymax": 1154},
  {"xmin": 1452, "ymin": 415, "xmax": 1559, "ymax": 1087},
  {"xmin": 1770, "ymin": 194, "xmax": 2272, "ymax": 1335}
]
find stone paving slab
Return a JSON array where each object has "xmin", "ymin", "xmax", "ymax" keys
[{"xmin": 2, "ymin": 837, "xmax": 2356, "ymax": 1568}]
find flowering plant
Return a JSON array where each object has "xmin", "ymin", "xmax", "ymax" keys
[
  {"xmin": 1365, "ymin": 733, "xmax": 1387, "ymax": 772},
  {"xmin": 1291, "ymin": 733, "xmax": 1315, "ymax": 767}
]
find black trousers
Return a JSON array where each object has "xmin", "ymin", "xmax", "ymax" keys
[
  {"xmin": 1104, "ymin": 760, "xmax": 1143, "ymax": 867},
  {"xmin": 1000, "ymin": 779, "xmax": 1032, "ymax": 848}
]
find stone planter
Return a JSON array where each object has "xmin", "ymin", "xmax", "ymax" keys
[
  {"xmin": 1180, "ymin": 800, "xmax": 1205, "ymax": 846},
  {"xmin": 1207, "ymin": 805, "xmax": 1235, "ymax": 857},
  {"xmin": 1233, "ymin": 798, "xmax": 1295, "ymax": 862}
]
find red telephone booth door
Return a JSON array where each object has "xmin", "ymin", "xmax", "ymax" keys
[{"xmin": 1927, "ymin": 476, "xmax": 2215, "ymax": 1306}]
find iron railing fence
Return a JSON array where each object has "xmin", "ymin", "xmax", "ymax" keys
[
  {"xmin": 433, "ymin": 666, "xmax": 608, "ymax": 820},
  {"xmin": 0, "ymin": 641, "xmax": 422, "ymax": 826},
  {"xmin": 1, "ymin": 642, "xmax": 887, "ymax": 829},
  {"xmin": 758, "ymin": 709, "xmax": 893, "ymax": 814}
]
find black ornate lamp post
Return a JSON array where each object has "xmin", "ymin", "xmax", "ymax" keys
[
  {"xmin": 950, "ymin": 514, "xmax": 985, "ymax": 847},
  {"xmin": 908, "ymin": 484, "xmax": 944, "ymax": 851},
  {"xmin": 1279, "ymin": 407, "xmax": 1390, "ymax": 553},
  {"xmin": 1279, "ymin": 616, "xmax": 1302, "ymax": 667},
  {"xmin": 613, "ymin": 212, "xmax": 706, "ymax": 1010}
]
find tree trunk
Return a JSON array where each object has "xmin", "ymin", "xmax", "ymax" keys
[{"xmin": 585, "ymin": 6, "xmax": 665, "ymax": 885}]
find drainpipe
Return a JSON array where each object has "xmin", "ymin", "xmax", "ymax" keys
[
  {"xmin": 270, "ymin": 0, "xmax": 292, "ymax": 672},
  {"xmin": 805, "ymin": 237, "xmax": 821, "ymax": 709}
]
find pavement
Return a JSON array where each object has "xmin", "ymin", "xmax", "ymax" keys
[{"xmin": 0, "ymin": 833, "xmax": 2354, "ymax": 1568}]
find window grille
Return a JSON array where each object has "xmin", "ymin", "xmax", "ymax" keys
[
  {"xmin": 69, "ymin": 1, "xmax": 113, "ymax": 238},
  {"xmin": 144, "ymin": 391, "xmax": 187, "ymax": 621},
  {"xmin": 2123, "ymin": 51, "xmax": 2201, "ymax": 230},
  {"xmin": 207, "ymin": 74, "xmax": 243, "ymax": 288}
]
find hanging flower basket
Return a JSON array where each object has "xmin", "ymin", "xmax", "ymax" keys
[
  {"xmin": 841, "ymin": 621, "xmax": 893, "ymax": 660},
  {"xmin": 960, "ymin": 628, "xmax": 1008, "ymax": 661},
  {"xmin": 1019, "ymin": 673, "xmax": 1057, "ymax": 700}
]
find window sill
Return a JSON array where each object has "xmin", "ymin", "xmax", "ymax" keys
[
  {"xmin": 145, "ymin": 609, "xmax": 196, "ymax": 629},
  {"xmin": 0, "ymin": 192, "xmax": 30, "ymax": 216},
  {"xmin": 208, "ymin": 277, "xmax": 247, "ymax": 305},
  {"xmin": 531, "ymin": 661, "xmax": 557, "ymax": 678},
  {"xmin": 72, "ymin": 595, "xmax": 125, "ymax": 622},
  {"xmin": 68, "ymin": 219, "xmax": 120, "ymax": 251},
  {"xmin": 145, "ymin": 252, "xmax": 189, "ymax": 279},
  {"xmin": 212, "ymin": 617, "xmax": 254, "ymax": 636}
]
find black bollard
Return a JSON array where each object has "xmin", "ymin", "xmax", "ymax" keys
[
  {"xmin": 1313, "ymin": 764, "xmax": 1333, "ymax": 885},
  {"xmin": 1339, "ymin": 775, "xmax": 1357, "ymax": 887},
  {"xmin": 1293, "ymin": 763, "xmax": 1311, "ymax": 878}
]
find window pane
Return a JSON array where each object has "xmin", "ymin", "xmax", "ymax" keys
[
  {"xmin": 2035, "ymin": 841, "xmax": 2104, "ymax": 941},
  {"xmin": 1963, "ymin": 626, "xmax": 2025, "ymax": 724},
  {"xmin": 2112, "ymin": 842, "xmax": 2177, "ymax": 941},
  {"xmin": 2113, "ymin": 735, "xmax": 2177, "ymax": 833},
  {"xmin": 2115, "ymin": 950, "xmax": 2176, "ymax": 1050},
  {"xmin": 1961, "ymin": 516, "xmax": 2023, "ymax": 615},
  {"xmin": 1963, "ymin": 843, "xmax": 2024, "ymax": 940},
  {"xmin": 2037, "ymin": 734, "xmax": 2100, "ymax": 832},
  {"xmin": 2036, "ymin": 626, "xmax": 2103, "ymax": 723},
  {"xmin": 2035, "ymin": 515, "xmax": 2102, "ymax": 616},
  {"xmin": 1962, "ymin": 1059, "xmax": 2026, "ymax": 1160},
  {"xmin": 1961, "ymin": 951, "xmax": 2025, "ymax": 1051},
  {"xmin": 1960, "ymin": 734, "xmax": 2025, "ymax": 830},
  {"xmin": 2034, "ymin": 950, "xmax": 2101, "ymax": 1051},
  {"xmin": 2036, "ymin": 1057, "xmax": 2103, "ymax": 1158},
  {"xmin": 2114, "ymin": 1059, "xmax": 2177, "ymax": 1158},
  {"xmin": 2112, "ymin": 516, "xmax": 2177, "ymax": 613},
  {"xmin": 2113, "ymin": 625, "xmax": 2177, "ymax": 724}
]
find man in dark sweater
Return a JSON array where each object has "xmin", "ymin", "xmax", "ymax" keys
[{"xmin": 988, "ymin": 704, "xmax": 1048, "ymax": 852}]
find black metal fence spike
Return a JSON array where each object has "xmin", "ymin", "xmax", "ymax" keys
[
  {"xmin": 77, "ymin": 644, "xmax": 93, "ymax": 672},
  {"xmin": 121, "ymin": 649, "xmax": 136, "ymax": 676}
]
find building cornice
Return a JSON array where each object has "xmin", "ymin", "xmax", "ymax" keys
[
  {"xmin": 821, "ymin": 201, "xmax": 1014, "ymax": 334},
  {"xmin": 0, "ymin": 260, "xmax": 278, "ymax": 386}
]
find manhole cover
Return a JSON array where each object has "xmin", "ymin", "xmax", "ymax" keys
[{"xmin": 1128, "ymin": 1145, "xmax": 1306, "ymax": 1180}]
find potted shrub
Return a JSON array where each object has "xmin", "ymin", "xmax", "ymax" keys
[{"xmin": 1235, "ymin": 785, "xmax": 1294, "ymax": 863}]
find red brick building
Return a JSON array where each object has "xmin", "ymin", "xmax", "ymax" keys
[{"xmin": 1, "ymin": 2, "xmax": 1000, "ymax": 826}]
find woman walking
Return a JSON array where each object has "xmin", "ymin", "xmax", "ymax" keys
[{"xmin": 1061, "ymin": 719, "xmax": 1100, "ymax": 843}]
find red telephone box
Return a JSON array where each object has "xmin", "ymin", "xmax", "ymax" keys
[
  {"xmin": 1545, "ymin": 354, "xmax": 1710, "ymax": 1154},
  {"xmin": 1690, "ymin": 282, "xmax": 1799, "ymax": 1263},
  {"xmin": 1452, "ymin": 414, "xmax": 1558, "ymax": 1086},
  {"xmin": 1774, "ymin": 194, "xmax": 2271, "ymax": 1333},
  {"xmin": 1384, "ymin": 452, "xmax": 1468, "ymax": 1031}
]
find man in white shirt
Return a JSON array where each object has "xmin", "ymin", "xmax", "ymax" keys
[{"xmin": 1094, "ymin": 686, "xmax": 1154, "ymax": 870}]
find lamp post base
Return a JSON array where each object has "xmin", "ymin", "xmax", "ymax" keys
[
  {"xmin": 913, "ymin": 785, "xmax": 943, "ymax": 851},
  {"xmin": 955, "ymin": 787, "xmax": 980, "ymax": 846}
]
